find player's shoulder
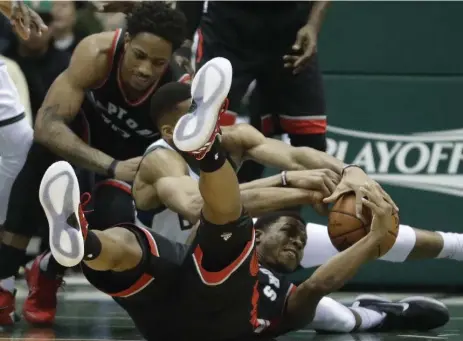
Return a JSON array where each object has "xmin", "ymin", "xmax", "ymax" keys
[
  {"xmin": 140, "ymin": 146, "xmax": 188, "ymax": 177},
  {"xmin": 69, "ymin": 31, "xmax": 118, "ymax": 78},
  {"xmin": 74, "ymin": 31, "xmax": 113, "ymax": 57}
]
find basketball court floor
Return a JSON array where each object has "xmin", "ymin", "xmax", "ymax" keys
[{"xmin": 3, "ymin": 275, "xmax": 462, "ymax": 341}]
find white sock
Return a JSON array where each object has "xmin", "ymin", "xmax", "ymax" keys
[
  {"xmin": 349, "ymin": 307, "xmax": 386, "ymax": 331},
  {"xmin": 25, "ymin": 259, "xmax": 34, "ymax": 270},
  {"xmin": 307, "ymin": 297, "xmax": 356, "ymax": 332},
  {"xmin": 39, "ymin": 252, "xmax": 51, "ymax": 272},
  {"xmin": 437, "ymin": 232, "xmax": 463, "ymax": 261},
  {"xmin": 0, "ymin": 277, "xmax": 15, "ymax": 294}
]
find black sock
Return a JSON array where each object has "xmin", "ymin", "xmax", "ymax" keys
[
  {"xmin": 44, "ymin": 255, "xmax": 67, "ymax": 278},
  {"xmin": 83, "ymin": 230, "xmax": 102, "ymax": 261},
  {"xmin": 0, "ymin": 243, "xmax": 25, "ymax": 278},
  {"xmin": 199, "ymin": 138, "xmax": 226, "ymax": 173}
]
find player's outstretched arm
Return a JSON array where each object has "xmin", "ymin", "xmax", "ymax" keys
[
  {"xmin": 228, "ymin": 124, "xmax": 398, "ymax": 219},
  {"xmin": 226, "ymin": 123, "xmax": 344, "ymax": 174},
  {"xmin": 282, "ymin": 182, "xmax": 393, "ymax": 330},
  {"xmin": 34, "ymin": 33, "xmax": 116, "ymax": 176},
  {"xmin": 134, "ymin": 149, "xmax": 334, "ymax": 224}
]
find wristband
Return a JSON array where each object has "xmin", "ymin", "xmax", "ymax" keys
[
  {"xmin": 341, "ymin": 164, "xmax": 361, "ymax": 177},
  {"xmin": 107, "ymin": 160, "xmax": 119, "ymax": 178},
  {"xmin": 281, "ymin": 171, "xmax": 288, "ymax": 186}
]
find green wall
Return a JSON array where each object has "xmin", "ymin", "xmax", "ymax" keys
[{"xmin": 292, "ymin": 1, "xmax": 463, "ymax": 287}]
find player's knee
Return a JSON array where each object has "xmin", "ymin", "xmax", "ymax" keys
[
  {"xmin": 89, "ymin": 184, "xmax": 135, "ymax": 230},
  {"xmin": 289, "ymin": 133, "xmax": 327, "ymax": 151},
  {"xmin": 197, "ymin": 210, "xmax": 253, "ymax": 271},
  {"xmin": 92, "ymin": 227, "xmax": 142, "ymax": 271}
]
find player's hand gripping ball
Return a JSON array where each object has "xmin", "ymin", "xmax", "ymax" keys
[{"xmin": 328, "ymin": 192, "xmax": 399, "ymax": 257}]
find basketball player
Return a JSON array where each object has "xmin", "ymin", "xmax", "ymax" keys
[
  {"xmin": 38, "ymin": 57, "xmax": 447, "ymax": 338},
  {"xmin": 0, "ymin": 0, "xmax": 47, "ymax": 325},
  {"xmin": 0, "ymin": 2, "xmax": 188, "ymax": 326}
]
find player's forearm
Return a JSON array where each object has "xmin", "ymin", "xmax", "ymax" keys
[
  {"xmin": 239, "ymin": 174, "xmax": 282, "ymax": 191},
  {"xmin": 285, "ymin": 232, "xmax": 381, "ymax": 328},
  {"xmin": 241, "ymin": 187, "xmax": 315, "ymax": 217},
  {"xmin": 292, "ymin": 147, "xmax": 344, "ymax": 175},
  {"xmin": 302, "ymin": 233, "xmax": 381, "ymax": 294},
  {"xmin": 155, "ymin": 176, "xmax": 203, "ymax": 224},
  {"xmin": 307, "ymin": 1, "xmax": 330, "ymax": 33},
  {"xmin": 34, "ymin": 119, "xmax": 113, "ymax": 175}
]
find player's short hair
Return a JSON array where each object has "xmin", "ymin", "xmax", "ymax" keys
[
  {"xmin": 254, "ymin": 211, "xmax": 306, "ymax": 232},
  {"xmin": 150, "ymin": 82, "xmax": 191, "ymax": 126},
  {"xmin": 126, "ymin": 2, "xmax": 186, "ymax": 50}
]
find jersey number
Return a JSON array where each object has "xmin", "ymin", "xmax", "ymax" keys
[{"xmin": 263, "ymin": 285, "xmax": 277, "ymax": 301}]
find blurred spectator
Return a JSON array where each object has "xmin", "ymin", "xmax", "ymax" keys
[
  {"xmin": 3, "ymin": 1, "xmax": 71, "ymax": 119},
  {"xmin": 74, "ymin": 2, "xmax": 104, "ymax": 35},
  {"xmin": 0, "ymin": 55, "xmax": 32, "ymax": 125},
  {"xmin": 51, "ymin": 1, "xmax": 85, "ymax": 53}
]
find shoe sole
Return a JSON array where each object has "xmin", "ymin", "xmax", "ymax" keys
[
  {"xmin": 39, "ymin": 161, "xmax": 84, "ymax": 268},
  {"xmin": 173, "ymin": 57, "xmax": 232, "ymax": 152},
  {"xmin": 400, "ymin": 296, "xmax": 448, "ymax": 309}
]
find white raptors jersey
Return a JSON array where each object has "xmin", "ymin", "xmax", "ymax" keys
[
  {"xmin": 143, "ymin": 139, "xmax": 199, "ymax": 244},
  {"xmin": 0, "ymin": 62, "xmax": 24, "ymax": 121}
]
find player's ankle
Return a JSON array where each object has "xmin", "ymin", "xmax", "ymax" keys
[{"xmin": 199, "ymin": 138, "xmax": 226, "ymax": 173}]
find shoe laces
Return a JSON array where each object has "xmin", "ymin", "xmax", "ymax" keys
[{"xmin": 80, "ymin": 192, "xmax": 92, "ymax": 214}]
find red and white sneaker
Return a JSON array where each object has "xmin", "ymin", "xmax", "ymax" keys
[
  {"xmin": 0, "ymin": 288, "xmax": 16, "ymax": 326},
  {"xmin": 173, "ymin": 57, "xmax": 232, "ymax": 160},
  {"xmin": 39, "ymin": 161, "xmax": 88, "ymax": 268},
  {"xmin": 22, "ymin": 253, "xmax": 62, "ymax": 325}
]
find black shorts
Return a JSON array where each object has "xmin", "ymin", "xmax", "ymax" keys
[
  {"xmin": 82, "ymin": 213, "xmax": 259, "ymax": 341},
  {"xmin": 196, "ymin": 2, "xmax": 326, "ymax": 136}
]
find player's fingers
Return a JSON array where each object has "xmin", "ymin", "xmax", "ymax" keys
[
  {"xmin": 321, "ymin": 174, "xmax": 337, "ymax": 195},
  {"xmin": 379, "ymin": 187, "xmax": 399, "ymax": 212},
  {"xmin": 292, "ymin": 30, "xmax": 305, "ymax": 52},
  {"xmin": 361, "ymin": 197, "xmax": 381, "ymax": 215},
  {"xmin": 354, "ymin": 190, "xmax": 367, "ymax": 222},
  {"xmin": 324, "ymin": 169, "xmax": 341, "ymax": 184},
  {"xmin": 19, "ymin": 4, "xmax": 31, "ymax": 33},
  {"xmin": 313, "ymin": 202, "xmax": 330, "ymax": 216},
  {"xmin": 283, "ymin": 55, "xmax": 298, "ymax": 64},
  {"xmin": 323, "ymin": 187, "xmax": 347, "ymax": 204},
  {"xmin": 360, "ymin": 183, "xmax": 381, "ymax": 205}
]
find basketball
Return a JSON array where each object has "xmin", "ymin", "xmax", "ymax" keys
[{"xmin": 328, "ymin": 192, "xmax": 399, "ymax": 257}]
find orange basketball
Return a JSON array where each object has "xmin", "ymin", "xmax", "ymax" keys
[{"xmin": 328, "ymin": 192, "xmax": 399, "ymax": 257}]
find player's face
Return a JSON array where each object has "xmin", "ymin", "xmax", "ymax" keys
[
  {"xmin": 160, "ymin": 99, "xmax": 192, "ymax": 141},
  {"xmin": 122, "ymin": 33, "xmax": 172, "ymax": 91},
  {"xmin": 257, "ymin": 217, "xmax": 307, "ymax": 273}
]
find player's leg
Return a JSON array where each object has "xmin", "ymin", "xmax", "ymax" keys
[
  {"xmin": 40, "ymin": 161, "xmax": 185, "ymax": 283},
  {"xmin": 0, "ymin": 113, "xmax": 33, "ymax": 325},
  {"xmin": 300, "ymin": 222, "xmax": 463, "ymax": 268},
  {"xmin": 87, "ymin": 179, "xmax": 136, "ymax": 229},
  {"xmin": 0, "ymin": 141, "xmax": 58, "ymax": 325},
  {"xmin": 174, "ymin": 57, "xmax": 255, "ymax": 272},
  {"xmin": 194, "ymin": 17, "xmax": 257, "ymax": 128},
  {"xmin": 262, "ymin": 53, "xmax": 327, "ymax": 152}
]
